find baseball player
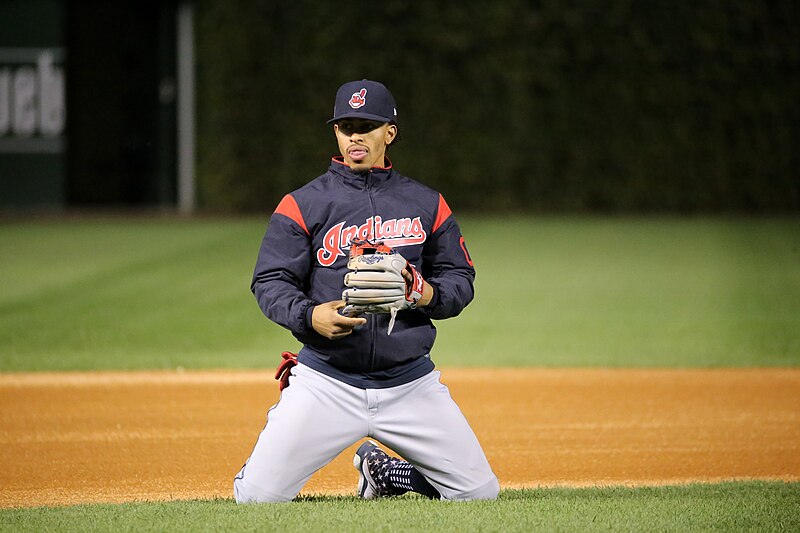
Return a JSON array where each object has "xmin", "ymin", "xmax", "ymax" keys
[{"xmin": 234, "ymin": 80, "xmax": 499, "ymax": 503}]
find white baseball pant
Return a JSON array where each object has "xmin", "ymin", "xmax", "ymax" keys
[{"xmin": 233, "ymin": 363, "xmax": 499, "ymax": 503}]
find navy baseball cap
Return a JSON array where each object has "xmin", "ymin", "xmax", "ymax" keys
[{"xmin": 327, "ymin": 80, "xmax": 398, "ymax": 124}]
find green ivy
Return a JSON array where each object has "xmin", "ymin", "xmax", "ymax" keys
[{"xmin": 195, "ymin": 0, "xmax": 799, "ymax": 213}]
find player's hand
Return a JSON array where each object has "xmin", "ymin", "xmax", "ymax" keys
[{"xmin": 312, "ymin": 300, "xmax": 367, "ymax": 340}]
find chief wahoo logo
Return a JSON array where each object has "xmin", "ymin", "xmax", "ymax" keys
[{"xmin": 349, "ymin": 88, "xmax": 367, "ymax": 109}]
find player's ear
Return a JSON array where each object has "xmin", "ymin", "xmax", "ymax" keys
[{"xmin": 386, "ymin": 124, "xmax": 397, "ymax": 145}]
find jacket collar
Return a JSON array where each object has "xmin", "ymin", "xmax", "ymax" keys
[{"xmin": 329, "ymin": 156, "xmax": 394, "ymax": 186}]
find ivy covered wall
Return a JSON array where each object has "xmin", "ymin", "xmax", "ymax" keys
[{"xmin": 195, "ymin": 1, "xmax": 799, "ymax": 212}]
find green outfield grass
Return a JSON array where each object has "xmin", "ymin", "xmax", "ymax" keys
[
  {"xmin": 1, "ymin": 483, "xmax": 798, "ymax": 533},
  {"xmin": 1, "ymin": 216, "xmax": 798, "ymax": 371}
]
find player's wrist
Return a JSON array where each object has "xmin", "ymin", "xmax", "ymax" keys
[{"xmin": 417, "ymin": 280, "xmax": 434, "ymax": 308}]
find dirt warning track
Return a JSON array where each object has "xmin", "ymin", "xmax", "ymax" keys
[{"xmin": 1, "ymin": 368, "xmax": 799, "ymax": 508}]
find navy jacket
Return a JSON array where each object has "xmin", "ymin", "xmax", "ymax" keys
[{"xmin": 251, "ymin": 157, "xmax": 476, "ymax": 388}]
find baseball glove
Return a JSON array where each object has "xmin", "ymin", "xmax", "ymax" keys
[{"xmin": 341, "ymin": 240, "xmax": 425, "ymax": 335}]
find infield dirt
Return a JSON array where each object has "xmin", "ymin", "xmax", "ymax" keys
[{"xmin": 1, "ymin": 368, "xmax": 798, "ymax": 508}]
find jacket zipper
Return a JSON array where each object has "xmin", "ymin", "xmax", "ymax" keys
[{"xmin": 366, "ymin": 170, "xmax": 378, "ymax": 370}]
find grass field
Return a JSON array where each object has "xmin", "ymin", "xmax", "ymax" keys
[
  {"xmin": 1, "ymin": 216, "xmax": 798, "ymax": 370},
  {"xmin": 1, "ymin": 483, "xmax": 798, "ymax": 533},
  {"xmin": 1, "ymin": 215, "xmax": 799, "ymax": 531}
]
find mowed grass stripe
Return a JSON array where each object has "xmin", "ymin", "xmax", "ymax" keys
[{"xmin": 1, "ymin": 216, "xmax": 798, "ymax": 370}]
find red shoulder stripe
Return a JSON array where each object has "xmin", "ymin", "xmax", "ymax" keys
[
  {"xmin": 432, "ymin": 193, "xmax": 453, "ymax": 233},
  {"xmin": 274, "ymin": 194, "xmax": 309, "ymax": 235}
]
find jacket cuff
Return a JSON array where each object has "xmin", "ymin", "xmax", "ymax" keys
[
  {"xmin": 303, "ymin": 302, "xmax": 316, "ymax": 335},
  {"xmin": 422, "ymin": 279, "xmax": 443, "ymax": 313}
]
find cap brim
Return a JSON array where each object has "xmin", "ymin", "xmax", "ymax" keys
[{"xmin": 327, "ymin": 112, "xmax": 394, "ymax": 124}]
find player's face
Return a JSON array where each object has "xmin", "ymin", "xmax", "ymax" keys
[{"xmin": 334, "ymin": 119, "xmax": 397, "ymax": 172}]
